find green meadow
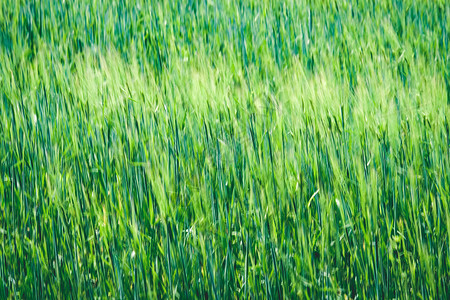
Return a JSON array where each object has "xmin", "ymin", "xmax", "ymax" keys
[{"xmin": 0, "ymin": 0, "xmax": 449, "ymax": 298}]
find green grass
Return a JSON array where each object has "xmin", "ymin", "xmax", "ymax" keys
[{"xmin": 0, "ymin": 0, "xmax": 449, "ymax": 298}]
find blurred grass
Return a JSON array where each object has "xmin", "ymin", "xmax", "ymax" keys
[{"xmin": 0, "ymin": 0, "xmax": 449, "ymax": 298}]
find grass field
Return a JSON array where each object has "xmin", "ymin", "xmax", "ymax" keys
[{"xmin": 0, "ymin": 0, "xmax": 449, "ymax": 298}]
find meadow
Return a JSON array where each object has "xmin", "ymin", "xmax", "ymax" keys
[{"xmin": 0, "ymin": 0, "xmax": 449, "ymax": 298}]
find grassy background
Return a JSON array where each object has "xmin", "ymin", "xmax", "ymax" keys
[{"xmin": 0, "ymin": 0, "xmax": 449, "ymax": 298}]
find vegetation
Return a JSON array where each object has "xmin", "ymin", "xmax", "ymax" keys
[{"xmin": 0, "ymin": 0, "xmax": 449, "ymax": 298}]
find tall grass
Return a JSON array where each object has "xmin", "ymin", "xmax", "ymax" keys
[{"xmin": 0, "ymin": 0, "xmax": 449, "ymax": 298}]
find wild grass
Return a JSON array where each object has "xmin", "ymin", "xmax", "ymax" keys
[{"xmin": 0, "ymin": 0, "xmax": 449, "ymax": 298}]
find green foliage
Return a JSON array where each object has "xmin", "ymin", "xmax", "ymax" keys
[{"xmin": 0, "ymin": 0, "xmax": 449, "ymax": 298}]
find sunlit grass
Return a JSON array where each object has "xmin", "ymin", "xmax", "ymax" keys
[{"xmin": 0, "ymin": 0, "xmax": 449, "ymax": 298}]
